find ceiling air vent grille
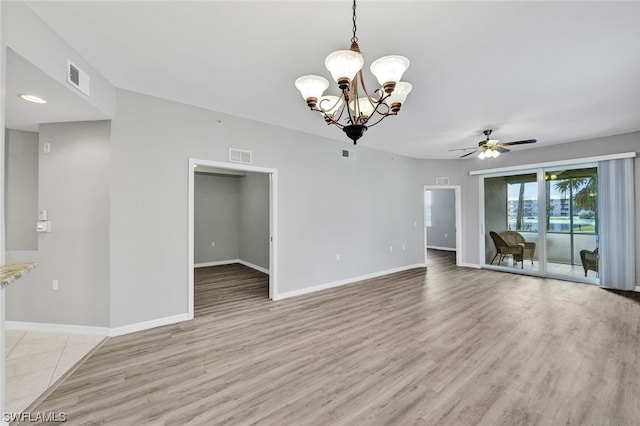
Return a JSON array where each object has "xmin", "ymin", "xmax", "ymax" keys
[
  {"xmin": 69, "ymin": 64, "xmax": 79, "ymax": 85},
  {"xmin": 436, "ymin": 177, "xmax": 450, "ymax": 185},
  {"xmin": 229, "ymin": 148, "xmax": 252, "ymax": 164},
  {"xmin": 66, "ymin": 60, "xmax": 90, "ymax": 96},
  {"xmin": 342, "ymin": 149, "xmax": 356, "ymax": 160}
]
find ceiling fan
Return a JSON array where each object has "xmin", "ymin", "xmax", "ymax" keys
[{"xmin": 452, "ymin": 130, "xmax": 537, "ymax": 159}]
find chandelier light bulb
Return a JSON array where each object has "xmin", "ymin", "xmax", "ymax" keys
[{"xmin": 478, "ymin": 150, "xmax": 486, "ymax": 159}]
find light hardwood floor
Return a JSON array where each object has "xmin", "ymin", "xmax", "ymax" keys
[{"xmin": 28, "ymin": 251, "xmax": 640, "ymax": 425}]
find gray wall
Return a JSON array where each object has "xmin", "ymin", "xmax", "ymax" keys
[
  {"xmin": 426, "ymin": 188, "xmax": 456, "ymax": 250},
  {"xmin": 194, "ymin": 173, "xmax": 241, "ymax": 264},
  {"xmin": 239, "ymin": 172, "xmax": 269, "ymax": 270},
  {"xmin": 109, "ymin": 89, "xmax": 424, "ymax": 327},
  {"xmin": 4, "ymin": 129, "xmax": 38, "ymax": 250},
  {"xmin": 194, "ymin": 171, "xmax": 270, "ymax": 270},
  {"xmin": 5, "ymin": 121, "xmax": 110, "ymax": 327}
]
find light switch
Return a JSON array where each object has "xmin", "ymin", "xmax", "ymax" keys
[{"xmin": 36, "ymin": 221, "xmax": 51, "ymax": 233}]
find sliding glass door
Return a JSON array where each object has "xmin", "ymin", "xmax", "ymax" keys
[
  {"xmin": 484, "ymin": 173, "xmax": 540, "ymax": 273},
  {"xmin": 482, "ymin": 164, "xmax": 599, "ymax": 284},
  {"xmin": 544, "ymin": 167, "xmax": 598, "ymax": 279}
]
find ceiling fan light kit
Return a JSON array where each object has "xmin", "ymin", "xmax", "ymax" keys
[
  {"xmin": 453, "ymin": 129, "xmax": 537, "ymax": 159},
  {"xmin": 295, "ymin": 0, "xmax": 412, "ymax": 145}
]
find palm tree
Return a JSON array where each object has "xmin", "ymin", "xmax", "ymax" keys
[{"xmin": 553, "ymin": 177, "xmax": 597, "ymax": 212}]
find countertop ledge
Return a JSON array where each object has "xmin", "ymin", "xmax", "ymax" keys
[{"xmin": 1, "ymin": 263, "xmax": 37, "ymax": 289}]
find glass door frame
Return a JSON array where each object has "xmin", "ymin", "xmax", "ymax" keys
[{"xmin": 479, "ymin": 163, "xmax": 600, "ymax": 285}]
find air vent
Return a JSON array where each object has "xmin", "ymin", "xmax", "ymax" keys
[
  {"xmin": 341, "ymin": 149, "xmax": 356, "ymax": 160},
  {"xmin": 436, "ymin": 177, "xmax": 450, "ymax": 185},
  {"xmin": 66, "ymin": 60, "xmax": 90, "ymax": 96},
  {"xmin": 229, "ymin": 148, "xmax": 252, "ymax": 164}
]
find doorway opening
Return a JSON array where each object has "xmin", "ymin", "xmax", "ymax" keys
[
  {"xmin": 424, "ymin": 185, "xmax": 462, "ymax": 267},
  {"xmin": 188, "ymin": 159, "xmax": 278, "ymax": 319}
]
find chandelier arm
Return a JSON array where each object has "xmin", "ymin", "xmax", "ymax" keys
[
  {"xmin": 359, "ymin": 91, "xmax": 393, "ymax": 126},
  {"xmin": 325, "ymin": 116, "xmax": 345, "ymax": 129},
  {"xmin": 364, "ymin": 111, "xmax": 396, "ymax": 128},
  {"xmin": 343, "ymin": 83, "xmax": 358, "ymax": 125},
  {"xmin": 357, "ymin": 70, "xmax": 381, "ymax": 103},
  {"xmin": 327, "ymin": 98, "xmax": 348, "ymax": 129},
  {"xmin": 318, "ymin": 96, "xmax": 343, "ymax": 115}
]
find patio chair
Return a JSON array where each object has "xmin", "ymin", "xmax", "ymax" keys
[
  {"xmin": 500, "ymin": 230, "xmax": 536, "ymax": 265},
  {"xmin": 489, "ymin": 231, "xmax": 524, "ymax": 268},
  {"xmin": 580, "ymin": 248, "xmax": 598, "ymax": 277}
]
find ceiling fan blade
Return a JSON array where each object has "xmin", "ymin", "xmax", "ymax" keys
[
  {"xmin": 501, "ymin": 139, "xmax": 537, "ymax": 146},
  {"xmin": 449, "ymin": 147, "xmax": 476, "ymax": 152},
  {"xmin": 498, "ymin": 147, "xmax": 511, "ymax": 153},
  {"xmin": 459, "ymin": 150, "xmax": 478, "ymax": 158}
]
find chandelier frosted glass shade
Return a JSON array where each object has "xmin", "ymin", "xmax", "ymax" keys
[
  {"xmin": 349, "ymin": 97, "xmax": 375, "ymax": 119},
  {"xmin": 295, "ymin": 75, "xmax": 330, "ymax": 107},
  {"xmin": 324, "ymin": 50, "xmax": 364, "ymax": 89},
  {"xmin": 385, "ymin": 82, "xmax": 413, "ymax": 112},
  {"xmin": 370, "ymin": 55, "xmax": 410, "ymax": 93}
]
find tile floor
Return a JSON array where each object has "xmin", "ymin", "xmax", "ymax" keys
[{"xmin": 5, "ymin": 330, "xmax": 105, "ymax": 413}]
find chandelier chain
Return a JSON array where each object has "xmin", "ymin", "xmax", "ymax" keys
[{"xmin": 351, "ymin": 0, "xmax": 358, "ymax": 43}]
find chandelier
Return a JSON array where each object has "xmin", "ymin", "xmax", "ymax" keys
[{"xmin": 295, "ymin": 0, "xmax": 412, "ymax": 145}]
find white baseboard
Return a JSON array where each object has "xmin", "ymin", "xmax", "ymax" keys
[
  {"xmin": 237, "ymin": 259, "xmax": 269, "ymax": 275},
  {"xmin": 195, "ymin": 259, "xmax": 269, "ymax": 274},
  {"xmin": 427, "ymin": 245, "xmax": 457, "ymax": 252},
  {"xmin": 274, "ymin": 263, "xmax": 427, "ymax": 301},
  {"xmin": 6, "ymin": 313, "xmax": 192, "ymax": 338},
  {"xmin": 194, "ymin": 259, "xmax": 239, "ymax": 268},
  {"xmin": 109, "ymin": 313, "xmax": 191, "ymax": 337},
  {"xmin": 459, "ymin": 263, "xmax": 482, "ymax": 269},
  {"xmin": 5, "ymin": 321, "xmax": 110, "ymax": 336}
]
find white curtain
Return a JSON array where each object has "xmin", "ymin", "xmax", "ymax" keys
[{"xmin": 598, "ymin": 158, "xmax": 636, "ymax": 290}]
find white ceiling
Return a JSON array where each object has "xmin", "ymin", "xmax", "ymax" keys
[{"xmin": 11, "ymin": 1, "xmax": 640, "ymax": 159}]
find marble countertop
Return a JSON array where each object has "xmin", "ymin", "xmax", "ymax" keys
[{"xmin": 1, "ymin": 263, "xmax": 37, "ymax": 289}]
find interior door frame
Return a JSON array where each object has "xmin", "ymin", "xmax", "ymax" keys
[
  {"xmin": 424, "ymin": 185, "xmax": 462, "ymax": 267},
  {"xmin": 188, "ymin": 158, "xmax": 278, "ymax": 319}
]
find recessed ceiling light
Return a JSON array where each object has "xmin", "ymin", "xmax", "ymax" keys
[{"xmin": 18, "ymin": 94, "xmax": 47, "ymax": 104}]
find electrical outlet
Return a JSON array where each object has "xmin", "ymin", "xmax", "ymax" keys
[
  {"xmin": 402, "ymin": 244, "xmax": 406, "ymax": 251},
  {"xmin": 336, "ymin": 253, "xmax": 340, "ymax": 261},
  {"xmin": 52, "ymin": 280, "xmax": 59, "ymax": 291},
  {"xmin": 211, "ymin": 242, "xmax": 215, "ymax": 247},
  {"xmin": 389, "ymin": 246, "xmax": 393, "ymax": 252}
]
